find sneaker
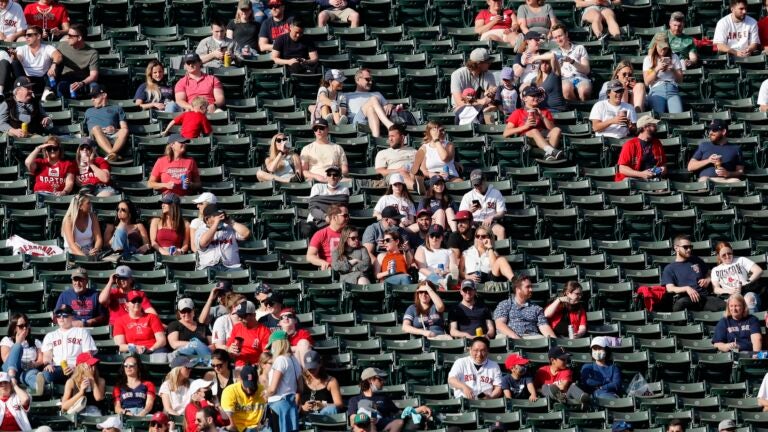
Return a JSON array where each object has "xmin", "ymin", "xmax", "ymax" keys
[
  {"xmin": 323, "ymin": 113, "xmax": 334, "ymax": 124},
  {"xmin": 338, "ymin": 115, "xmax": 349, "ymax": 125},
  {"xmin": 551, "ymin": 149, "xmax": 564, "ymax": 160},
  {"xmin": 545, "ymin": 153, "xmax": 557, "ymax": 161},
  {"xmin": 42, "ymin": 88, "xmax": 55, "ymax": 101}
]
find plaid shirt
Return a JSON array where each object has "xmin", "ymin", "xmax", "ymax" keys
[{"xmin": 493, "ymin": 298, "xmax": 548, "ymax": 336}]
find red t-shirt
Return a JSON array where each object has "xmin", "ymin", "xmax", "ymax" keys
[
  {"xmin": 32, "ymin": 158, "xmax": 76, "ymax": 193},
  {"xmin": 150, "ymin": 155, "xmax": 200, "ymax": 196},
  {"xmin": 23, "ymin": 3, "xmax": 69, "ymax": 30},
  {"xmin": 547, "ymin": 304, "xmax": 587, "ymax": 332},
  {"xmin": 475, "ymin": 9, "xmax": 515, "ymax": 30},
  {"xmin": 107, "ymin": 288, "xmax": 155, "ymax": 325},
  {"xmin": 614, "ymin": 137, "xmax": 667, "ymax": 181},
  {"xmin": 174, "ymin": 111, "xmax": 212, "ymax": 139},
  {"xmin": 184, "ymin": 399, "xmax": 226, "ymax": 432},
  {"xmin": 113, "ymin": 313, "xmax": 166, "ymax": 350},
  {"xmin": 174, "ymin": 73, "xmax": 222, "ymax": 106},
  {"xmin": 289, "ymin": 328, "xmax": 314, "ymax": 347},
  {"xmin": 77, "ymin": 157, "xmax": 110, "ymax": 186},
  {"xmin": 506, "ymin": 108, "xmax": 554, "ymax": 134},
  {"xmin": 759, "ymin": 17, "xmax": 768, "ymax": 48},
  {"xmin": 0, "ymin": 396, "xmax": 18, "ymax": 432},
  {"xmin": 226, "ymin": 322, "xmax": 272, "ymax": 367},
  {"xmin": 309, "ymin": 226, "xmax": 342, "ymax": 264},
  {"xmin": 534, "ymin": 365, "xmax": 573, "ymax": 389}
]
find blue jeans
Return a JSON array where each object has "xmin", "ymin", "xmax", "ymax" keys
[
  {"xmin": 175, "ymin": 338, "xmax": 212, "ymax": 357},
  {"xmin": 318, "ymin": 404, "xmax": 338, "ymax": 415},
  {"xmin": 269, "ymin": 397, "xmax": 299, "ymax": 432},
  {"xmin": 1, "ymin": 343, "xmax": 41, "ymax": 391},
  {"xmin": 164, "ymin": 101, "xmax": 181, "ymax": 112},
  {"xmin": 111, "ymin": 227, "xmax": 134, "ymax": 256},
  {"xmin": 251, "ymin": 0, "xmax": 271, "ymax": 23},
  {"xmin": 42, "ymin": 365, "xmax": 68, "ymax": 385},
  {"xmin": 385, "ymin": 274, "xmax": 412, "ymax": 285},
  {"xmin": 647, "ymin": 82, "xmax": 683, "ymax": 114}
]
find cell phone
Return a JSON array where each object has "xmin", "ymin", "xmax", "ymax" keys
[{"xmin": 472, "ymin": 200, "xmax": 481, "ymax": 207}]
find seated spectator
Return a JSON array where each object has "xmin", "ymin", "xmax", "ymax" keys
[
  {"xmin": 590, "ymin": 79, "xmax": 637, "ymax": 140},
  {"xmin": 615, "ymin": 115, "xmax": 667, "ymax": 182},
  {"xmin": 502, "ymin": 354, "xmax": 537, "ymax": 400},
  {"xmin": 408, "ymin": 209, "xmax": 432, "ymax": 248},
  {"xmin": 419, "ymin": 121, "xmax": 461, "ymax": 181},
  {"xmin": 1, "ymin": 314, "xmax": 44, "ymax": 395},
  {"xmin": 757, "ymin": 370, "xmax": 768, "ymax": 411},
  {"xmin": 74, "ymin": 140, "xmax": 114, "ymax": 197},
  {"xmin": 113, "ymin": 290, "xmax": 167, "ymax": 355},
  {"xmin": 551, "ymin": 24, "xmax": 591, "ymax": 101},
  {"xmin": 448, "ymin": 336, "xmax": 502, "ymax": 399},
  {"xmin": 332, "ymin": 226, "xmax": 372, "ymax": 284},
  {"xmin": 495, "ymin": 275, "xmax": 555, "ymax": 339},
  {"xmin": 226, "ymin": 301, "xmax": 272, "ymax": 367},
  {"xmin": 212, "ymin": 293, "xmax": 246, "ymax": 350},
  {"xmin": 447, "ymin": 210, "xmax": 475, "ymax": 261},
  {"xmin": 345, "ymin": 68, "xmax": 396, "ymax": 138},
  {"xmin": 414, "ymin": 224, "xmax": 456, "ymax": 289},
  {"xmin": 150, "ymin": 193, "xmax": 191, "ymax": 256},
  {"xmin": 449, "ymin": 280, "xmax": 496, "ymax": 339},
  {"xmin": 196, "ymin": 20, "xmax": 237, "ymax": 68},
  {"xmin": 460, "ymin": 225, "xmax": 515, "ymax": 283},
  {"xmin": 61, "ymin": 193, "xmax": 103, "ymax": 257},
  {"xmin": 195, "ymin": 205, "xmax": 250, "ymax": 271},
  {"xmin": 0, "ymin": 0, "xmax": 26, "ymax": 44},
  {"xmin": 533, "ymin": 53, "xmax": 568, "ymax": 113},
  {"xmin": 198, "ymin": 279, "xmax": 232, "ymax": 325},
  {"xmin": 203, "ymin": 349, "xmax": 235, "ymax": 398},
  {"xmin": 184, "ymin": 379, "xmax": 225, "ymax": 432},
  {"xmin": 54, "ymin": 268, "xmax": 107, "ymax": 328},
  {"xmin": 450, "ymin": 49, "xmax": 496, "ymax": 110},
  {"xmin": 503, "ymin": 86, "xmax": 563, "ymax": 160},
  {"xmin": 113, "ymin": 354, "xmax": 155, "ymax": 416},
  {"xmin": 347, "ymin": 368, "xmax": 432, "ymax": 429},
  {"xmin": 271, "ymin": 19, "xmax": 319, "ymax": 74},
  {"xmin": 99, "ymin": 265, "xmax": 158, "ymax": 326},
  {"xmin": 459, "ymin": 170, "xmax": 508, "ymax": 240},
  {"xmin": 258, "ymin": 0, "xmax": 291, "ymax": 53},
  {"xmin": 300, "ymin": 118, "xmax": 349, "ymax": 182},
  {"xmin": 514, "ymin": 32, "xmax": 545, "ymax": 88},
  {"xmin": 221, "ymin": 365, "xmax": 268, "ymax": 431},
  {"xmin": 579, "ymin": 337, "xmax": 622, "ymax": 398},
  {"xmin": 0, "ymin": 372, "xmax": 34, "ymax": 431},
  {"xmin": 643, "ymin": 33, "xmax": 684, "ymax": 114},
  {"xmin": 149, "ymin": 412, "xmax": 176, "ymax": 432},
  {"xmin": 362, "ymin": 206, "xmax": 410, "ymax": 261},
  {"xmin": 494, "ymin": 67, "xmax": 519, "ymax": 116},
  {"xmin": 374, "ymin": 174, "xmax": 416, "ymax": 227},
  {"xmin": 316, "ymin": 0, "xmax": 360, "ymax": 27},
  {"xmin": 419, "ymin": 176, "xmax": 457, "ymax": 231},
  {"xmin": 41, "ymin": 304, "xmax": 98, "ymax": 385},
  {"xmin": 0, "ymin": 77, "xmax": 52, "ymax": 137},
  {"xmin": 712, "ymin": 294, "xmax": 762, "ymax": 352},
  {"xmin": 667, "ymin": 12, "xmax": 698, "ymax": 68},
  {"xmin": 714, "ymin": 0, "xmax": 759, "ymax": 58},
  {"xmin": 103, "ymin": 199, "xmax": 151, "ymax": 258},
  {"xmin": 159, "ymin": 356, "xmax": 195, "ymax": 416},
  {"xmin": 168, "ymin": 298, "xmax": 212, "ymax": 358},
  {"xmin": 474, "ymin": 0, "xmax": 519, "ymax": 44},
  {"xmin": 227, "ymin": 0, "xmax": 260, "ymax": 52},
  {"xmin": 265, "ymin": 331, "xmax": 302, "ymax": 432},
  {"xmin": 84, "ymin": 84, "xmax": 129, "ymax": 161},
  {"xmin": 374, "ymin": 229, "xmax": 413, "ymax": 285},
  {"xmin": 190, "ymin": 193, "xmax": 217, "ymax": 253},
  {"xmin": 598, "ymin": 60, "xmax": 646, "ymax": 113},
  {"xmin": 517, "ymin": 0, "xmax": 556, "ymax": 35},
  {"xmin": 575, "ymin": 0, "xmax": 620, "ymax": 39},
  {"xmin": 258, "ymin": 293, "xmax": 285, "ymax": 330},
  {"xmin": 307, "ymin": 204, "xmax": 349, "ymax": 270},
  {"xmin": 148, "ymin": 134, "xmax": 202, "ymax": 196},
  {"xmin": 306, "ymin": 166, "xmax": 349, "ymax": 228},
  {"xmin": 24, "ymin": 0, "xmax": 68, "ymax": 40},
  {"xmin": 687, "ymin": 120, "xmax": 745, "ymax": 183},
  {"xmin": 314, "ymin": 69, "xmax": 348, "ymax": 125},
  {"xmin": 402, "ymin": 280, "xmax": 449, "ymax": 340},
  {"xmin": 759, "ymin": 77, "xmax": 768, "ymax": 112},
  {"xmin": 535, "ymin": 346, "xmax": 588, "ymax": 404},
  {"xmin": 711, "ymin": 241, "xmax": 763, "ymax": 312},
  {"xmin": 300, "ymin": 350, "xmax": 343, "ymax": 416},
  {"xmin": 61, "ymin": 352, "xmax": 105, "ymax": 416},
  {"xmin": 135, "ymin": 60, "xmax": 180, "ymax": 112},
  {"xmin": 56, "ymin": 24, "xmax": 99, "ymax": 100},
  {"xmin": 257, "ymin": 133, "xmax": 303, "ymax": 183},
  {"xmin": 174, "ymin": 53, "xmax": 225, "ymax": 112},
  {"xmin": 161, "ymin": 96, "xmax": 212, "ymax": 139},
  {"xmin": 15, "ymin": 25, "xmax": 62, "ymax": 98},
  {"xmin": 663, "ymin": 234, "xmax": 726, "ymax": 312},
  {"xmin": 544, "ymin": 281, "xmax": 587, "ymax": 339},
  {"xmin": 277, "ymin": 308, "xmax": 313, "ymax": 362}
]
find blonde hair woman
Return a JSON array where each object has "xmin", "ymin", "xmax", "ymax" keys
[
  {"xmin": 419, "ymin": 121, "xmax": 461, "ymax": 182},
  {"xmin": 134, "ymin": 59, "xmax": 179, "ymax": 112},
  {"xmin": 712, "ymin": 294, "xmax": 762, "ymax": 353},
  {"xmin": 642, "ymin": 32, "xmax": 684, "ymax": 114},
  {"xmin": 159, "ymin": 356, "xmax": 194, "ymax": 416},
  {"xmin": 599, "ymin": 60, "xmax": 646, "ymax": 112},
  {"xmin": 265, "ymin": 332, "xmax": 302, "ymax": 432},
  {"xmin": 61, "ymin": 353, "xmax": 106, "ymax": 416},
  {"xmin": 61, "ymin": 192, "xmax": 103, "ymax": 257},
  {"xmin": 256, "ymin": 133, "xmax": 303, "ymax": 183}
]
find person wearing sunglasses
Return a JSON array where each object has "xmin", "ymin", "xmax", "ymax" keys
[
  {"xmin": 112, "ymin": 290, "xmax": 168, "ymax": 355},
  {"xmin": 663, "ymin": 234, "xmax": 725, "ymax": 312},
  {"xmin": 414, "ymin": 224, "xmax": 456, "ymax": 290},
  {"xmin": 257, "ymin": 133, "xmax": 304, "ymax": 183},
  {"xmin": 257, "ymin": 292, "xmax": 285, "ymax": 330},
  {"xmin": 589, "ymin": 79, "xmax": 637, "ymax": 140},
  {"xmin": 168, "ymin": 298, "xmax": 213, "ymax": 358},
  {"xmin": 149, "ymin": 411, "xmax": 179, "ymax": 432},
  {"xmin": 257, "ymin": 0, "xmax": 290, "ymax": 53},
  {"xmin": 12, "ymin": 25, "xmax": 62, "ymax": 100},
  {"xmin": 374, "ymin": 229, "xmax": 413, "ymax": 285},
  {"xmin": 114, "ymin": 354, "xmax": 155, "ymax": 417},
  {"xmin": 0, "ymin": 76, "xmax": 53, "ymax": 138},
  {"xmin": 598, "ymin": 60, "xmax": 646, "ymax": 112},
  {"xmin": 711, "ymin": 241, "xmax": 762, "ymax": 313},
  {"xmin": 460, "ymin": 225, "xmax": 515, "ymax": 284},
  {"xmin": 277, "ymin": 308, "xmax": 313, "ymax": 364},
  {"xmin": 174, "ymin": 52, "xmax": 225, "ymax": 113},
  {"xmin": 306, "ymin": 166, "xmax": 349, "ymax": 233},
  {"xmin": 103, "ymin": 199, "xmax": 151, "ymax": 258},
  {"xmin": 687, "ymin": 119, "xmax": 745, "ymax": 184},
  {"xmin": 332, "ymin": 226, "xmax": 372, "ymax": 285},
  {"xmin": 346, "ymin": 68, "xmax": 398, "ymax": 138},
  {"xmin": 402, "ymin": 280, "xmax": 449, "ymax": 340},
  {"xmin": 0, "ymin": 314, "xmax": 44, "ymax": 395},
  {"xmin": 53, "ymin": 267, "xmax": 107, "ymax": 328},
  {"xmin": 41, "ymin": 304, "xmax": 98, "ymax": 385},
  {"xmin": 203, "ymin": 349, "xmax": 235, "ymax": 398},
  {"xmin": 307, "ymin": 204, "xmax": 350, "ymax": 271},
  {"xmin": 56, "ymin": 23, "xmax": 99, "ymax": 99},
  {"xmin": 300, "ymin": 118, "xmax": 349, "ymax": 182},
  {"xmin": 99, "ymin": 265, "xmax": 158, "ymax": 326},
  {"xmin": 25, "ymin": 135, "xmax": 75, "ymax": 195},
  {"xmin": 448, "ymin": 279, "xmax": 496, "ymax": 339}
]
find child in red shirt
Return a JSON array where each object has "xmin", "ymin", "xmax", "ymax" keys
[
  {"xmin": 162, "ymin": 96, "xmax": 212, "ymax": 139},
  {"xmin": 502, "ymin": 86, "xmax": 563, "ymax": 161}
]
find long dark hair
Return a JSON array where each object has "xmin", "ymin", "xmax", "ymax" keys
[
  {"xmin": 115, "ymin": 354, "xmax": 149, "ymax": 389},
  {"xmin": 421, "ymin": 178, "xmax": 450, "ymax": 211},
  {"xmin": 211, "ymin": 349, "xmax": 232, "ymax": 372},
  {"xmin": 113, "ymin": 199, "xmax": 140, "ymax": 226},
  {"xmin": 7, "ymin": 313, "xmax": 33, "ymax": 346}
]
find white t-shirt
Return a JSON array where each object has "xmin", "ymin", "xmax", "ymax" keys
[
  {"xmin": 0, "ymin": 3, "xmax": 26, "ymax": 39},
  {"xmin": 373, "ymin": 194, "xmax": 415, "ymax": 219},
  {"xmin": 194, "ymin": 225, "xmax": 243, "ymax": 270},
  {"xmin": 41, "ymin": 326, "xmax": 97, "ymax": 365},
  {"xmin": 190, "ymin": 217, "xmax": 205, "ymax": 232},
  {"xmin": 374, "ymin": 147, "xmax": 417, "ymax": 171},
  {"xmin": 555, "ymin": 44, "xmax": 589, "ymax": 80},
  {"xmin": 212, "ymin": 314, "xmax": 235, "ymax": 347},
  {"xmin": 462, "ymin": 247, "xmax": 492, "ymax": 274},
  {"xmin": 711, "ymin": 257, "xmax": 756, "ymax": 291},
  {"xmin": 757, "ymin": 79, "xmax": 768, "ymax": 106},
  {"xmin": 417, "ymin": 246, "xmax": 452, "ymax": 281},
  {"xmin": 713, "ymin": 14, "xmax": 759, "ymax": 51},
  {"xmin": 0, "ymin": 337, "xmax": 41, "ymax": 370},
  {"xmin": 159, "ymin": 381, "xmax": 190, "ymax": 414},
  {"xmin": 758, "ymin": 372, "xmax": 768, "ymax": 399},
  {"xmin": 16, "ymin": 44, "xmax": 56, "ymax": 77},
  {"xmin": 642, "ymin": 53, "xmax": 685, "ymax": 88},
  {"xmin": 459, "ymin": 185, "xmax": 507, "ymax": 222},
  {"xmin": 447, "ymin": 356, "xmax": 502, "ymax": 399},
  {"xmin": 589, "ymin": 100, "xmax": 637, "ymax": 139},
  {"xmin": 267, "ymin": 354, "xmax": 301, "ymax": 401}
]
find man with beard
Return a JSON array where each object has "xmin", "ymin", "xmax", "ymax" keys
[
  {"xmin": 494, "ymin": 276, "xmax": 555, "ymax": 339},
  {"xmin": 194, "ymin": 406, "xmax": 219, "ymax": 432},
  {"xmin": 615, "ymin": 115, "xmax": 667, "ymax": 181},
  {"xmin": 54, "ymin": 267, "xmax": 106, "ymax": 327},
  {"xmin": 446, "ymin": 210, "xmax": 474, "ymax": 261},
  {"xmin": 447, "ymin": 336, "xmax": 502, "ymax": 399},
  {"xmin": 221, "ymin": 365, "xmax": 267, "ymax": 431},
  {"xmin": 687, "ymin": 120, "xmax": 745, "ymax": 183},
  {"xmin": 714, "ymin": 0, "xmax": 759, "ymax": 57},
  {"xmin": 662, "ymin": 234, "xmax": 725, "ymax": 312},
  {"xmin": 374, "ymin": 125, "xmax": 417, "ymax": 190},
  {"xmin": 307, "ymin": 204, "xmax": 349, "ymax": 269},
  {"xmin": 408, "ymin": 209, "xmax": 432, "ymax": 248}
]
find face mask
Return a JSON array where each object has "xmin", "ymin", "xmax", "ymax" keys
[
  {"xmin": 369, "ymin": 382, "xmax": 380, "ymax": 393},
  {"xmin": 515, "ymin": 366, "xmax": 527, "ymax": 376},
  {"xmin": 592, "ymin": 350, "xmax": 606, "ymax": 361}
]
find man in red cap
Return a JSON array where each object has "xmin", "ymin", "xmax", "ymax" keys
[
  {"xmin": 149, "ymin": 411, "xmax": 177, "ymax": 432},
  {"xmin": 446, "ymin": 210, "xmax": 475, "ymax": 262},
  {"xmin": 258, "ymin": 0, "xmax": 291, "ymax": 53},
  {"xmin": 502, "ymin": 354, "xmax": 537, "ymax": 401}
]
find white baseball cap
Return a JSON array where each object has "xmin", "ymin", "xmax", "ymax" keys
[
  {"xmin": 193, "ymin": 192, "xmax": 218, "ymax": 204},
  {"xmin": 97, "ymin": 417, "xmax": 123, "ymax": 430}
]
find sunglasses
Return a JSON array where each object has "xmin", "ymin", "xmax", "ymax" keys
[
  {"xmin": 281, "ymin": 314, "xmax": 296, "ymax": 320},
  {"xmin": 383, "ymin": 238, "xmax": 394, "ymax": 243},
  {"xmin": 129, "ymin": 298, "xmax": 143, "ymax": 304},
  {"xmin": 275, "ymin": 137, "xmax": 288, "ymax": 143},
  {"xmin": 475, "ymin": 234, "xmax": 489, "ymax": 239},
  {"xmin": 429, "ymin": 234, "xmax": 443, "ymax": 238},
  {"xmin": 25, "ymin": 32, "xmax": 38, "ymax": 37},
  {"xmin": 46, "ymin": 147, "xmax": 60, "ymax": 152},
  {"xmin": 261, "ymin": 300, "xmax": 275, "ymax": 306},
  {"xmin": 212, "ymin": 362, "xmax": 225, "ymax": 368},
  {"xmin": 180, "ymin": 308, "xmax": 193, "ymax": 314},
  {"xmin": 55, "ymin": 313, "xmax": 70, "ymax": 318},
  {"xmin": 16, "ymin": 324, "xmax": 27, "ymax": 329},
  {"xmin": 313, "ymin": 127, "xmax": 327, "ymax": 132},
  {"xmin": 676, "ymin": 244, "xmax": 692, "ymax": 250}
]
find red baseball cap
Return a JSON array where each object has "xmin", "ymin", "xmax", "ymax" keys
[
  {"xmin": 151, "ymin": 412, "xmax": 170, "ymax": 424},
  {"xmin": 126, "ymin": 290, "xmax": 145, "ymax": 302},
  {"xmin": 454, "ymin": 210, "xmax": 473, "ymax": 221},
  {"xmin": 504, "ymin": 354, "xmax": 529, "ymax": 370},
  {"xmin": 76, "ymin": 352, "xmax": 99, "ymax": 366}
]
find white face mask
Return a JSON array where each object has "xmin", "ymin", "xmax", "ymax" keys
[
  {"xmin": 592, "ymin": 350, "xmax": 606, "ymax": 361},
  {"xmin": 369, "ymin": 382, "xmax": 380, "ymax": 393}
]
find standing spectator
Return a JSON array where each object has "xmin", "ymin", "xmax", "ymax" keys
[
  {"xmin": 196, "ymin": 20, "xmax": 236, "ymax": 68},
  {"xmin": 419, "ymin": 176, "xmax": 457, "ymax": 231},
  {"xmin": 419, "ymin": 121, "xmax": 461, "ymax": 181},
  {"xmin": 167, "ymin": 298, "xmax": 213, "ymax": 358},
  {"xmin": 579, "ymin": 337, "xmax": 622, "ymax": 398},
  {"xmin": 332, "ymin": 226, "xmax": 372, "ymax": 284},
  {"xmin": 74, "ymin": 141, "xmax": 114, "ymax": 196},
  {"xmin": 103, "ymin": 199, "xmax": 151, "ymax": 258},
  {"xmin": 345, "ymin": 68, "xmax": 397, "ymax": 137},
  {"xmin": 502, "ymin": 354, "xmax": 537, "ymax": 400},
  {"xmin": 614, "ymin": 115, "xmax": 667, "ymax": 181},
  {"xmin": 447, "ymin": 210, "xmax": 476, "ymax": 261},
  {"xmin": 265, "ymin": 331, "xmax": 302, "ymax": 432},
  {"xmin": 575, "ymin": 0, "xmax": 620, "ymax": 39},
  {"xmin": 374, "ymin": 125, "xmax": 417, "ymax": 190},
  {"xmin": 450, "ymin": 49, "xmax": 496, "ymax": 110},
  {"xmin": 112, "ymin": 290, "xmax": 168, "ymax": 355},
  {"xmin": 174, "ymin": 53, "xmax": 225, "ymax": 112},
  {"xmin": 643, "ymin": 33, "xmax": 684, "ymax": 114},
  {"xmin": 712, "ymin": 294, "xmax": 762, "ymax": 352},
  {"xmin": 84, "ymin": 84, "xmax": 129, "ymax": 161},
  {"xmin": 598, "ymin": 60, "xmax": 646, "ymax": 112},
  {"xmin": 0, "ymin": 314, "xmax": 44, "ymax": 395},
  {"xmin": 714, "ymin": 0, "xmax": 760, "ymax": 57},
  {"xmin": 54, "ymin": 268, "xmax": 106, "ymax": 328},
  {"xmin": 447, "ymin": 337, "xmax": 502, "ymax": 399},
  {"xmin": 460, "ymin": 225, "xmax": 515, "ymax": 283},
  {"xmin": 374, "ymin": 230, "xmax": 413, "ymax": 285},
  {"xmin": 0, "ymin": 77, "xmax": 53, "ymax": 137},
  {"xmin": 662, "ymin": 234, "xmax": 726, "ymax": 312},
  {"xmin": 113, "ymin": 354, "xmax": 155, "ymax": 417},
  {"xmin": 26, "ymin": 136, "xmax": 75, "ymax": 195},
  {"xmin": 459, "ymin": 169, "xmax": 508, "ymax": 239},
  {"xmin": 135, "ymin": 60, "xmax": 180, "ymax": 112},
  {"xmin": 551, "ymin": 24, "xmax": 591, "ymax": 102},
  {"xmin": 57, "ymin": 23, "xmax": 98, "ymax": 99},
  {"xmin": 41, "ymin": 304, "xmax": 98, "ymax": 385},
  {"xmin": 544, "ymin": 281, "xmax": 587, "ymax": 339},
  {"xmin": 373, "ymin": 174, "xmax": 416, "ymax": 226},
  {"xmin": 590, "ymin": 79, "xmax": 636, "ymax": 139},
  {"xmin": 61, "ymin": 193, "xmax": 103, "ymax": 257},
  {"xmin": 159, "ymin": 357, "xmax": 195, "ymax": 416},
  {"xmin": 271, "ymin": 19, "xmax": 319, "ymax": 73},
  {"xmin": 150, "ymin": 193, "xmax": 191, "ymax": 256},
  {"xmin": 99, "ymin": 265, "xmax": 158, "ymax": 326},
  {"xmin": 402, "ymin": 280, "xmax": 449, "ymax": 339},
  {"xmin": 221, "ymin": 365, "xmax": 268, "ymax": 431},
  {"xmin": 299, "ymin": 351, "xmax": 343, "ymax": 416},
  {"xmin": 516, "ymin": 0, "xmax": 557, "ymax": 36},
  {"xmin": 258, "ymin": 0, "xmax": 291, "ymax": 53},
  {"xmin": 161, "ymin": 96, "xmax": 212, "ymax": 139},
  {"xmin": 300, "ymin": 118, "xmax": 349, "ymax": 182},
  {"xmin": 148, "ymin": 134, "xmax": 202, "ymax": 196},
  {"xmin": 226, "ymin": 301, "xmax": 272, "ymax": 367},
  {"xmin": 474, "ymin": 0, "xmax": 520, "ymax": 44},
  {"xmin": 503, "ymin": 86, "xmax": 563, "ymax": 160},
  {"xmin": 449, "ymin": 280, "xmax": 496, "ymax": 339},
  {"xmin": 60, "ymin": 352, "xmax": 106, "ymax": 416},
  {"xmin": 315, "ymin": 69, "xmax": 348, "ymax": 125},
  {"xmin": 12, "ymin": 27, "xmax": 62, "ymax": 97},
  {"xmin": 711, "ymin": 241, "xmax": 763, "ymax": 311},
  {"xmin": 687, "ymin": 120, "xmax": 745, "ymax": 183},
  {"xmin": 227, "ymin": 0, "xmax": 260, "ymax": 51},
  {"xmin": 495, "ymin": 276, "xmax": 556, "ymax": 339},
  {"xmin": 23, "ymin": 0, "xmax": 67, "ymax": 39},
  {"xmin": 316, "ymin": 0, "xmax": 360, "ymax": 27},
  {"xmin": 195, "ymin": 205, "xmax": 250, "ymax": 271},
  {"xmin": 667, "ymin": 12, "xmax": 698, "ymax": 68}
]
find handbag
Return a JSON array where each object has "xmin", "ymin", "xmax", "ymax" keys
[{"xmin": 66, "ymin": 396, "xmax": 87, "ymax": 415}]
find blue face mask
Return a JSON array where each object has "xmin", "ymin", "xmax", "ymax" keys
[{"xmin": 516, "ymin": 366, "xmax": 527, "ymax": 376}]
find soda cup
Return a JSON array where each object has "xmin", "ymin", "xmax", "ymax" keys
[
  {"xmin": 60, "ymin": 360, "xmax": 68, "ymax": 370},
  {"xmin": 168, "ymin": 246, "xmax": 177, "ymax": 255},
  {"xmin": 180, "ymin": 174, "xmax": 188, "ymax": 190},
  {"xmin": 475, "ymin": 327, "xmax": 484, "ymax": 337},
  {"xmin": 234, "ymin": 337, "xmax": 244, "ymax": 350},
  {"xmin": 21, "ymin": 123, "xmax": 27, "ymax": 135}
]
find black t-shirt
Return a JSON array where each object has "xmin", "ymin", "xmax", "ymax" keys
[
  {"xmin": 446, "ymin": 230, "xmax": 474, "ymax": 254},
  {"xmin": 272, "ymin": 33, "xmax": 315, "ymax": 60},
  {"xmin": 448, "ymin": 301, "xmax": 492, "ymax": 334},
  {"xmin": 258, "ymin": 314, "xmax": 280, "ymax": 331},
  {"xmin": 539, "ymin": 72, "xmax": 568, "ymax": 112},
  {"xmin": 227, "ymin": 20, "xmax": 260, "ymax": 49},
  {"xmin": 167, "ymin": 320, "xmax": 211, "ymax": 342},
  {"xmin": 258, "ymin": 16, "xmax": 292, "ymax": 43}
]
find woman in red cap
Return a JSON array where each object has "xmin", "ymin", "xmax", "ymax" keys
[{"xmin": 60, "ymin": 352, "xmax": 105, "ymax": 416}]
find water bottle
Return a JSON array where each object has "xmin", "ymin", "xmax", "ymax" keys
[
  {"xmin": 388, "ymin": 260, "xmax": 396, "ymax": 275},
  {"xmin": 48, "ymin": 76, "xmax": 55, "ymax": 88},
  {"xmin": 180, "ymin": 174, "xmax": 188, "ymax": 190},
  {"xmin": 758, "ymin": 351, "xmax": 768, "ymax": 359},
  {"xmin": 168, "ymin": 246, "xmax": 176, "ymax": 255},
  {"xmin": 568, "ymin": 325, "xmax": 575, "ymax": 339},
  {"xmin": 438, "ymin": 264, "xmax": 445, "ymax": 272}
]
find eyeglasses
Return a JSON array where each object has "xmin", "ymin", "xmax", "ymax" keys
[
  {"xmin": 124, "ymin": 363, "xmax": 137, "ymax": 368},
  {"xmin": 212, "ymin": 362, "xmax": 225, "ymax": 368},
  {"xmin": 281, "ymin": 314, "xmax": 296, "ymax": 320},
  {"xmin": 313, "ymin": 127, "xmax": 327, "ymax": 132},
  {"xmin": 180, "ymin": 308, "xmax": 193, "ymax": 314},
  {"xmin": 383, "ymin": 238, "xmax": 394, "ymax": 243},
  {"xmin": 676, "ymin": 244, "xmax": 692, "ymax": 250},
  {"xmin": 275, "ymin": 137, "xmax": 288, "ymax": 143},
  {"xmin": 475, "ymin": 234, "xmax": 489, "ymax": 239},
  {"xmin": 417, "ymin": 291, "xmax": 430, "ymax": 296},
  {"xmin": 25, "ymin": 32, "xmax": 38, "ymax": 37}
]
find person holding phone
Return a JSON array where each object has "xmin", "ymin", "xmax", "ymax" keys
[
  {"xmin": 194, "ymin": 205, "xmax": 251, "ymax": 271},
  {"xmin": 643, "ymin": 32, "xmax": 684, "ymax": 114},
  {"xmin": 458, "ymin": 169, "xmax": 508, "ymax": 240},
  {"xmin": 257, "ymin": 133, "xmax": 304, "ymax": 183}
]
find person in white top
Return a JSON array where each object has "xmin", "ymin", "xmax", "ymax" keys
[
  {"xmin": 189, "ymin": 192, "xmax": 217, "ymax": 253},
  {"xmin": 758, "ymin": 78, "xmax": 768, "ymax": 112},
  {"xmin": 418, "ymin": 121, "xmax": 461, "ymax": 181},
  {"xmin": 40, "ymin": 304, "xmax": 97, "ymax": 385},
  {"xmin": 447, "ymin": 337, "xmax": 503, "ymax": 399},
  {"xmin": 758, "ymin": 370, "xmax": 768, "ymax": 411},
  {"xmin": 265, "ymin": 331, "xmax": 302, "ymax": 432},
  {"xmin": 212, "ymin": 293, "xmax": 246, "ymax": 349},
  {"xmin": 14, "ymin": 25, "xmax": 61, "ymax": 96},
  {"xmin": 711, "ymin": 241, "xmax": 763, "ymax": 312},
  {"xmin": 0, "ymin": 0, "xmax": 27, "ymax": 42},
  {"xmin": 373, "ymin": 173, "xmax": 416, "ymax": 227},
  {"xmin": 714, "ymin": 0, "xmax": 760, "ymax": 57},
  {"xmin": 460, "ymin": 225, "xmax": 515, "ymax": 283},
  {"xmin": 0, "ymin": 372, "xmax": 34, "ymax": 432},
  {"xmin": 551, "ymin": 24, "xmax": 591, "ymax": 102},
  {"xmin": 194, "ymin": 204, "xmax": 251, "ymax": 271},
  {"xmin": 159, "ymin": 356, "xmax": 194, "ymax": 416},
  {"xmin": 414, "ymin": 224, "xmax": 458, "ymax": 289},
  {"xmin": 374, "ymin": 124, "xmax": 418, "ymax": 190},
  {"xmin": 589, "ymin": 79, "xmax": 637, "ymax": 139},
  {"xmin": 459, "ymin": 169, "xmax": 507, "ymax": 240},
  {"xmin": 643, "ymin": 32, "xmax": 685, "ymax": 114}
]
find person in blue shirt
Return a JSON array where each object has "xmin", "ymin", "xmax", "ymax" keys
[
  {"xmin": 54, "ymin": 267, "xmax": 107, "ymax": 327},
  {"xmin": 712, "ymin": 294, "xmax": 762, "ymax": 353},
  {"xmin": 687, "ymin": 119, "xmax": 745, "ymax": 183},
  {"xmin": 661, "ymin": 234, "xmax": 725, "ymax": 312},
  {"xmin": 501, "ymin": 353, "xmax": 537, "ymax": 401},
  {"xmin": 579, "ymin": 336, "xmax": 622, "ymax": 399}
]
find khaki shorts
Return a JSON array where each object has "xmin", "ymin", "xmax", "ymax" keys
[{"xmin": 322, "ymin": 7, "xmax": 356, "ymax": 21}]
